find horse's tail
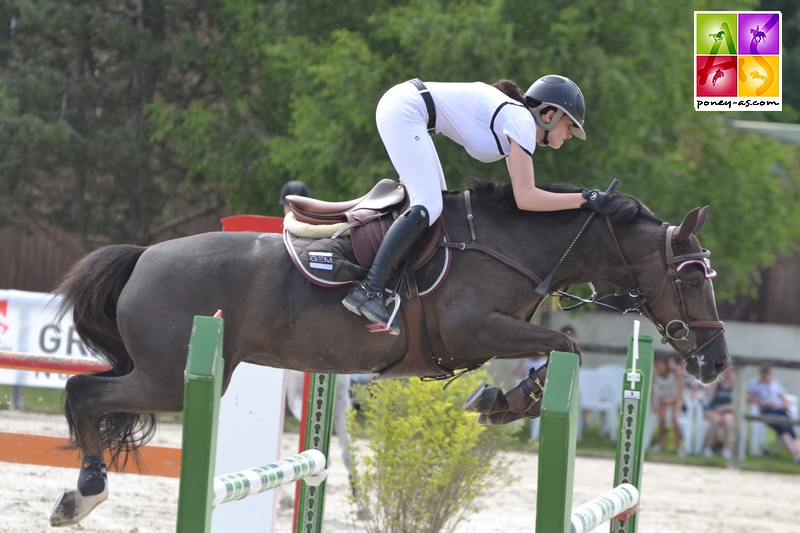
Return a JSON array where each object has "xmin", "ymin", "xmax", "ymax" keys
[{"xmin": 56, "ymin": 244, "xmax": 150, "ymax": 469}]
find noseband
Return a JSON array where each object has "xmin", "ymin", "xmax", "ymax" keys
[{"xmin": 605, "ymin": 219, "xmax": 726, "ymax": 362}]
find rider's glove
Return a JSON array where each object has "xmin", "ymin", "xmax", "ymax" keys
[{"xmin": 581, "ymin": 188, "xmax": 613, "ymax": 214}]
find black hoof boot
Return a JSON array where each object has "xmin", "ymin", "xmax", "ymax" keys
[{"xmin": 77, "ymin": 454, "xmax": 108, "ymax": 497}]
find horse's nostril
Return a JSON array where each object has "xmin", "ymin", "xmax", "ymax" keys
[{"xmin": 713, "ymin": 356, "xmax": 728, "ymax": 372}]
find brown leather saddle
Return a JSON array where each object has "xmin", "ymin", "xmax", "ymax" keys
[
  {"xmin": 286, "ymin": 179, "xmax": 444, "ymax": 271},
  {"xmin": 285, "ymin": 179, "xmax": 453, "ymax": 381}
]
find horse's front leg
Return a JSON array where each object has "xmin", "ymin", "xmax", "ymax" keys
[
  {"xmin": 460, "ymin": 312, "xmax": 580, "ymax": 425},
  {"xmin": 469, "ymin": 311, "xmax": 581, "ymax": 359}
]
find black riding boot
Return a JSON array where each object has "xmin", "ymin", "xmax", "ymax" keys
[{"xmin": 342, "ymin": 205, "xmax": 429, "ymax": 335}]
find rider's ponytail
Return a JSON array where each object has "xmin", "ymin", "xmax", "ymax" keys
[{"xmin": 492, "ymin": 79, "xmax": 527, "ymax": 107}]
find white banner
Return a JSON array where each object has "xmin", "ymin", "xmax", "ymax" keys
[{"xmin": 0, "ymin": 289, "xmax": 98, "ymax": 388}]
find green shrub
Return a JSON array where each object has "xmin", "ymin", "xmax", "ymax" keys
[{"xmin": 346, "ymin": 370, "xmax": 517, "ymax": 533}]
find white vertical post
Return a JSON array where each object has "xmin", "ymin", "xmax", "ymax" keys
[{"xmin": 211, "ymin": 365, "xmax": 287, "ymax": 533}]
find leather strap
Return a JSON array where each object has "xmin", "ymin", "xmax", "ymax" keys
[
  {"xmin": 442, "ymin": 241, "xmax": 543, "ymax": 286},
  {"xmin": 409, "ymin": 78, "xmax": 436, "ymax": 135},
  {"xmin": 374, "ymin": 270, "xmax": 450, "ymax": 380},
  {"xmin": 442, "ymin": 190, "xmax": 544, "ymax": 286},
  {"xmin": 464, "ymin": 190, "xmax": 477, "ymax": 240}
]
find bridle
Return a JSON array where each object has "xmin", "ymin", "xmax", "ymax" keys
[{"xmin": 601, "ymin": 218, "xmax": 726, "ymax": 362}]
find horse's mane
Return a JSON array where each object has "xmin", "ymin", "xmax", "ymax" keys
[{"xmin": 459, "ymin": 179, "xmax": 658, "ymax": 225}]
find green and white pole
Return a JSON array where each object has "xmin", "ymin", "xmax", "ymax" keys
[
  {"xmin": 570, "ymin": 483, "xmax": 639, "ymax": 533},
  {"xmin": 213, "ymin": 449, "xmax": 327, "ymax": 506}
]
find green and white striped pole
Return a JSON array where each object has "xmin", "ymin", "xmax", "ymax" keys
[{"xmin": 214, "ymin": 449, "xmax": 327, "ymax": 506}]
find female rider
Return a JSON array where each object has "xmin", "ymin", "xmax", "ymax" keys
[{"xmin": 342, "ymin": 75, "xmax": 611, "ymax": 334}]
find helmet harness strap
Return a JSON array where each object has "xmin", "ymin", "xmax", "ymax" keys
[{"xmin": 533, "ymin": 107, "xmax": 565, "ymax": 147}]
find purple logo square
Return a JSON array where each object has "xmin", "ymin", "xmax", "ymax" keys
[{"xmin": 738, "ymin": 12, "xmax": 780, "ymax": 55}]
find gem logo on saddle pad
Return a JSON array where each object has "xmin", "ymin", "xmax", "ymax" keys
[
  {"xmin": 308, "ymin": 251, "xmax": 334, "ymax": 271},
  {"xmin": 694, "ymin": 11, "xmax": 782, "ymax": 111}
]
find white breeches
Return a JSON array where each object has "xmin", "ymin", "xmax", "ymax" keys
[{"xmin": 376, "ymin": 82, "xmax": 446, "ymax": 225}]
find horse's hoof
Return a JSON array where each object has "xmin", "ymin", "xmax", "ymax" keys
[
  {"xmin": 463, "ymin": 383, "xmax": 502, "ymax": 413},
  {"xmin": 49, "ymin": 487, "xmax": 109, "ymax": 527}
]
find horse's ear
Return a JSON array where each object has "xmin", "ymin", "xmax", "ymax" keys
[
  {"xmin": 673, "ymin": 206, "xmax": 709, "ymax": 243},
  {"xmin": 693, "ymin": 206, "xmax": 709, "ymax": 235}
]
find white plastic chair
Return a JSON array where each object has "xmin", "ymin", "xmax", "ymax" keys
[
  {"xmin": 682, "ymin": 389, "xmax": 709, "ymax": 455},
  {"xmin": 577, "ymin": 365, "xmax": 624, "ymax": 441}
]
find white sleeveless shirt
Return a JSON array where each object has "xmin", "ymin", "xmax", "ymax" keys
[{"xmin": 423, "ymin": 82, "xmax": 538, "ymax": 162}]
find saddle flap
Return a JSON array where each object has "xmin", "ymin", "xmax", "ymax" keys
[
  {"xmin": 288, "ymin": 179, "xmax": 407, "ymax": 225},
  {"xmin": 351, "ymin": 212, "xmax": 446, "ymax": 272},
  {"xmin": 350, "ymin": 210, "xmax": 394, "ymax": 269}
]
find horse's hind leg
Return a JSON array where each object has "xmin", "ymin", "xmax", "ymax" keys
[{"xmin": 50, "ymin": 370, "xmax": 183, "ymax": 527}]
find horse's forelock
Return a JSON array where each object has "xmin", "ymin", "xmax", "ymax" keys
[{"xmin": 462, "ymin": 179, "xmax": 656, "ymax": 225}]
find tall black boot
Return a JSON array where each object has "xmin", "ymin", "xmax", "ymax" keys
[{"xmin": 342, "ymin": 205, "xmax": 429, "ymax": 335}]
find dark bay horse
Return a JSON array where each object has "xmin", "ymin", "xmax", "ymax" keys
[{"xmin": 50, "ymin": 182, "xmax": 730, "ymax": 526}]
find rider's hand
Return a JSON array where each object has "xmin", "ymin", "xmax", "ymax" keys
[{"xmin": 580, "ymin": 189, "xmax": 613, "ymax": 213}]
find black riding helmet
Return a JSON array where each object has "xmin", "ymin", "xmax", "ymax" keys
[
  {"xmin": 525, "ymin": 75, "xmax": 586, "ymax": 142},
  {"xmin": 279, "ymin": 180, "xmax": 310, "ymax": 205}
]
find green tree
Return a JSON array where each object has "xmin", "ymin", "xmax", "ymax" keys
[
  {"xmin": 0, "ymin": 0, "xmax": 225, "ymax": 252},
  {"xmin": 347, "ymin": 371, "xmax": 516, "ymax": 533}
]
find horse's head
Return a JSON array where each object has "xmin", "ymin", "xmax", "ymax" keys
[{"xmin": 633, "ymin": 206, "xmax": 730, "ymax": 383}]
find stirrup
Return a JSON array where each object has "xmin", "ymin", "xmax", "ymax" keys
[{"xmin": 365, "ymin": 293, "xmax": 401, "ymax": 334}]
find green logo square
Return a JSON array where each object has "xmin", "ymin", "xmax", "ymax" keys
[{"xmin": 696, "ymin": 12, "xmax": 738, "ymax": 55}]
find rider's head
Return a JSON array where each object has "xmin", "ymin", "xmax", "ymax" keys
[{"xmin": 525, "ymin": 75, "xmax": 586, "ymax": 147}]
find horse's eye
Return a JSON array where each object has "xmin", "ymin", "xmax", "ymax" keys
[{"xmin": 684, "ymin": 273, "xmax": 703, "ymax": 288}]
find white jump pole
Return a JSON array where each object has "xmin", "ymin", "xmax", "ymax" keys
[
  {"xmin": 213, "ymin": 450, "xmax": 328, "ymax": 506},
  {"xmin": 570, "ymin": 483, "xmax": 639, "ymax": 533}
]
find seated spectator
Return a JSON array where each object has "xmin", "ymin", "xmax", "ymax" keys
[
  {"xmin": 702, "ymin": 366, "xmax": 734, "ymax": 459},
  {"xmin": 746, "ymin": 365, "xmax": 800, "ymax": 463},
  {"xmin": 650, "ymin": 357, "xmax": 686, "ymax": 456}
]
